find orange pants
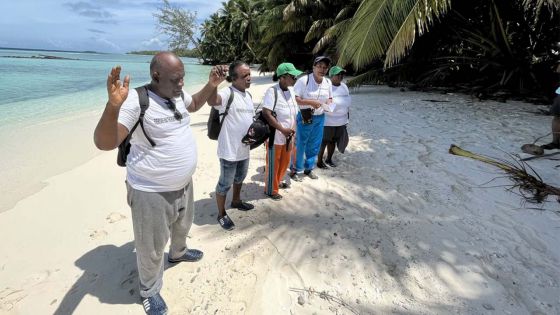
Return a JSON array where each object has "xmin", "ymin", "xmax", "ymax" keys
[{"xmin": 264, "ymin": 142, "xmax": 293, "ymax": 196}]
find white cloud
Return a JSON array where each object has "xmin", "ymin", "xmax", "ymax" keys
[
  {"xmin": 93, "ymin": 37, "xmax": 122, "ymax": 52},
  {"xmin": 0, "ymin": 0, "xmax": 224, "ymax": 52},
  {"xmin": 141, "ymin": 37, "xmax": 167, "ymax": 50},
  {"xmin": 47, "ymin": 38, "xmax": 73, "ymax": 50}
]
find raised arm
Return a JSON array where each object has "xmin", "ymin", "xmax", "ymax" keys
[
  {"xmin": 93, "ymin": 66, "xmax": 131, "ymax": 150},
  {"xmin": 189, "ymin": 65, "xmax": 228, "ymax": 111}
]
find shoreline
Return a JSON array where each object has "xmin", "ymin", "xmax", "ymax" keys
[
  {"xmin": 0, "ymin": 82, "xmax": 208, "ymax": 213},
  {"xmin": 1, "ymin": 73, "xmax": 559, "ymax": 314}
]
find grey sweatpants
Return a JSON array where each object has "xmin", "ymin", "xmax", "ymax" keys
[{"xmin": 126, "ymin": 180, "xmax": 194, "ymax": 298}]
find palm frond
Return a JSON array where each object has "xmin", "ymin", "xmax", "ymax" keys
[
  {"xmin": 305, "ymin": 19, "xmax": 334, "ymax": 42},
  {"xmin": 338, "ymin": 0, "xmax": 396, "ymax": 69},
  {"xmin": 313, "ymin": 19, "xmax": 353, "ymax": 54},
  {"xmin": 335, "ymin": 1, "xmax": 361, "ymax": 22},
  {"xmin": 523, "ymin": 0, "xmax": 560, "ymax": 13},
  {"xmin": 346, "ymin": 68, "xmax": 384, "ymax": 88},
  {"xmin": 283, "ymin": 18, "xmax": 311, "ymax": 33},
  {"xmin": 384, "ymin": 0, "xmax": 451, "ymax": 68},
  {"xmin": 449, "ymin": 144, "xmax": 560, "ymax": 204}
]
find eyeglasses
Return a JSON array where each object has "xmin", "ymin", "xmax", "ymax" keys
[
  {"xmin": 283, "ymin": 74, "xmax": 297, "ymax": 81},
  {"xmin": 165, "ymin": 99, "xmax": 183, "ymax": 121}
]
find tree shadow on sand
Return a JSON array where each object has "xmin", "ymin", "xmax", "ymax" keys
[
  {"xmin": 199, "ymin": 87, "xmax": 560, "ymax": 314},
  {"xmin": 194, "ymin": 181, "xmax": 267, "ymax": 226}
]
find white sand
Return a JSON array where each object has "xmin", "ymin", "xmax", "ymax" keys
[{"xmin": 1, "ymin": 73, "xmax": 559, "ymax": 315}]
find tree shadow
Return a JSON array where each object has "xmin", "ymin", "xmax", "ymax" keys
[
  {"xmin": 197, "ymin": 87, "xmax": 558, "ymax": 313},
  {"xmin": 194, "ymin": 181, "xmax": 268, "ymax": 226},
  {"xmin": 53, "ymin": 241, "xmax": 178, "ymax": 314}
]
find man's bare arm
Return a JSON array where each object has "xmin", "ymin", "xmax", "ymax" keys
[
  {"xmin": 94, "ymin": 66, "xmax": 131, "ymax": 150},
  {"xmin": 189, "ymin": 65, "xmax": 228, "ymax": 111}
]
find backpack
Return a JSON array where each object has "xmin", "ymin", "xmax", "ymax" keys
[
  {"xmin": 116, "ymin": 86, "xmax": 186, "ymax": 167},
  {"xmin": 117, "ymin": 85, "xmax": 155, "ymax": 166},
  {"xmin": 242, "ymin": 86, "xmax": 278, "ymax": 150},
  {"xmin": 207, "ymin": 87, "xmax": 235, "ymax": 140}
]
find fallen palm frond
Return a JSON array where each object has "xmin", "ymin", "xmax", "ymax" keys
[
  {"xmin": 449, "ymin": 144, "xmax": 560, "ymax": 204},
  {"xmin": 289, "ymin": 287, "xmax": 360, "ymax": 315}
]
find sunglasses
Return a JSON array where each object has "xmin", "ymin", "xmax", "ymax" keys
[{"xmin": 165, "ymin": 99, "xmax": 183, "ymax": 121}]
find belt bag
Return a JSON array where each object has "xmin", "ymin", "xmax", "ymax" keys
[{"xmin": 301, "ymin": 108, "xmax": 314, "ymax": 124}]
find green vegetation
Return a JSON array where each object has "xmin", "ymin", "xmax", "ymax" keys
[
  {"xmin": 128, "ymin": 49, "xmax": 200, "ymax": 58},
  {"xmin": 153, "ymin": 0, "xmax": 198, "ymax": 52},
  {"xmin": 155, "ymin": 0, "xmax": 559, "ymax": 101}
]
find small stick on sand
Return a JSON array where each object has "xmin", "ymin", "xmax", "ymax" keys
[{"xmin": 290, "ymin": 287, "xmax": 360, "ymax": 315}]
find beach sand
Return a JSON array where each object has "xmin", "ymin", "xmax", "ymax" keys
[{"xmin": 1, "ymin": 72, "xmax": 559, "ymax": 314}]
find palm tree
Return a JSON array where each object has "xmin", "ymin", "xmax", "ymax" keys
[
  {"xmin": 254, "ymin": 0, "xmax": 313, "ymax": 71},
  {"xmin": 197, "ymin": 0, "xmax": 264, "ymax": 64},
  {"xmin": 309, "ymin": 0, "xmax": 360, "ymax": 56},
  {"xmin": 337, "ymin": 0, "xmax": 451, "ymax": 70}
]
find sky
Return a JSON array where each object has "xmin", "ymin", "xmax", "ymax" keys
[{"xmin": 0, "ymin": 0, "xmax": 223, "ymax": 53}]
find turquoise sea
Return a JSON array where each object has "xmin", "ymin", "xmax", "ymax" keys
[
  {"xmin": 0, "ymin": 48, "xmax": 213, "ymax": 212},
  {"xmin": 0, "ymin": 48, "xmax": 212, "ymax": 128}
]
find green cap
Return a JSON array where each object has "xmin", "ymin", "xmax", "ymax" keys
[
  {"xmin": 276, "ymin": 63, "xmax": 303, "ymax": 77},
  {"xmin": 329, "ymin": 66, "xmax": 346, "ymax": 77}
]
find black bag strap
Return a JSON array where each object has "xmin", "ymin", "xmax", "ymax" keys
[
  {"xmin": 255, "ymin": 86, "xmax": 278, "ymax": 114},
  {"xmin": 272, "ymin": 87, "xmax": 278, "ymax": 111},
  {"xmin": 267, "ymin": 86, "xmax": 280, "ymax": 148},
  {"xmin": 220, "ymin": 87, "xmax": 234, "ymax": 124},
  {"xmin": 131, "ymin": 85, "xmax": 155, "ymax": 146}
]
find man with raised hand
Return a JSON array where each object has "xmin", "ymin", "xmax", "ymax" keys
[
  {"xmin": 94, "ymin": 51, "xmax": 227, "ymax": 315},
  {"xmin": 207, "ymin": 61, "xmax": 255, "ymax": 231}
]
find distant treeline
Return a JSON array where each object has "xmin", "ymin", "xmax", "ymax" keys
[{"xmin": 128, "ymin": 48, "xmax": 200, "ymax": 59}]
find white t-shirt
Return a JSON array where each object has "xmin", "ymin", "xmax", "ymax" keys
[
  {"xmin": 293, "ymin": 74, "xmax": 333, "ymax": 116},
  {"xmin": 118, "ymin": 89, "xmax": 197, "ymax": 192},
  {"xmin": 262, "ymin": 85, "xmax": 298, "ymax": 145},
  {"xmin": 325, "ymin": 83, "xmax": 351, "ymax": 127},
  {"xmin": 215, "ymin": 86, "xmax": 253, "ymax": 161}
]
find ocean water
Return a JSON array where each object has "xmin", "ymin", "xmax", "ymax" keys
[
  {"xmin": 0, "ymin": 48, "xmax": 213, "ymax": 212},
  {"xmin": 0, "ymin": 48, "xmax": 212, "ymax": 128}
]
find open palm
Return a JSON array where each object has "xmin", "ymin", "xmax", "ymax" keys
[{"xmin": 107, "ymin": 66, "xmax": 130, "ymax": 107}]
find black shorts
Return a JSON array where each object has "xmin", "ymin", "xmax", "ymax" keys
[
  {"xmin": 322, "ymin": 125, "xmax": 349, "ymax": 153},
  {"xmin": 323, "ymin": 125, "xmax": 345, "ymax": 143}
]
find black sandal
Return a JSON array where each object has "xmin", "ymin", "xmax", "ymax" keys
[
  {"xmin": 541, "ymin": 142, "xmax": 560, "ymax": 150},
  {"xmin": 279, "ymin": 182, "xmax": 290, "ymax": 189},
  {"xmin": 218, "ymin": 214, "xmax": 235, "ymax": 230},
  {"xmin": 267, "ymin": 193, "xmax": 283, "ymax": 201},
  {"xmin": 325, "ymin": 160, "xmax": 337, "ymax": 167},
  {"xmin": 168, "ymin": 249, "xmax": 204, "ymax": 263},
  {"xmin": 231, "ymin": 201, "xmax": 254, "ymax": 211}
]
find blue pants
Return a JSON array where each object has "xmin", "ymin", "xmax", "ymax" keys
[{"xmin": 294, "ymin": 113, "xmax": 325, "ymax": 173}]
